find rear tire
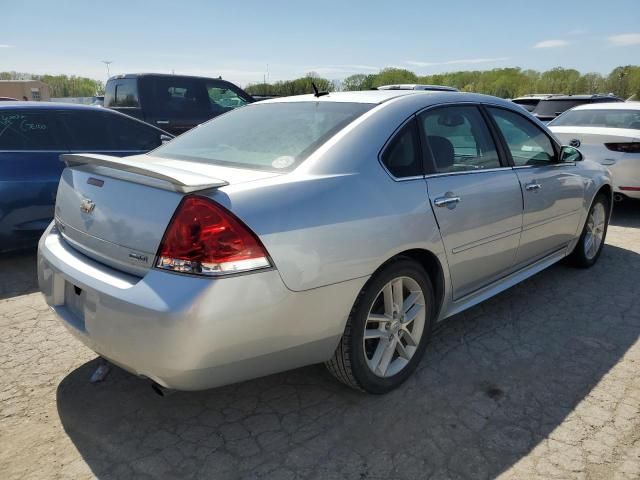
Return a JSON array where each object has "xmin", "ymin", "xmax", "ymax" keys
[
  {"xmin": 567, "ymin": 193, "xmax": 610, "ymax": 268},
  {"xmin": 325, "ymin": 258, "xmax": 435, "ymax": 394}
]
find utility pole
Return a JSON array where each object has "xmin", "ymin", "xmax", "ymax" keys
[{"xmin": 101, "ymin": 60, "xmax": 113, "ymax": 78}]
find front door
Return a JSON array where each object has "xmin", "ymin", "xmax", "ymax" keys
[
  {"xmin": 487, "ymin": 107, "xmax": 584, "ymax": 266},
  {"xmin": 419, "ymin": 105, "xmax": 523, "ymax": 300}
]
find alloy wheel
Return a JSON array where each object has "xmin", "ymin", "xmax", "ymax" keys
[
  {"xmin": 584, "ymin": 202, "xmax": 606, "ymax": 260},
  {"xmin": 363, "ymin": 276, "xmax": 426, "ymax": 377}
]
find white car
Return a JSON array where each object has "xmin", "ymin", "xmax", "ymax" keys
[{"xmin": 549, "ymin": 102, "xmax": 640, "ymax": 200}]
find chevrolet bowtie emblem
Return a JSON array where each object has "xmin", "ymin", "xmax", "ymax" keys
[{"xmin": 80, "ymin": 198, "xmax": 96, "ymax": 214}]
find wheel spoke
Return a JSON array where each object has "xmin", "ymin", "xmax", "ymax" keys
[
  {"xmin": 402, "ymin": 292, "xmax": 420, "ymax": 315},
  {"xmin": 402, "ymin": 328, "xmax": 418, "ymax": 347},
  {"xmin": 373, "ymin": 337, "xmax": 397, "ymax": 376},
  {"xmin": 382, "ymin": 284, "xmax": 394, "ymax": 316},
  {"xmin": 396, "ymin": 337, "xmax": 411, "ymax": 360},
  {"xmin": 392, "ymin": 278, "xmax": 403, "ymax": 311},
  {"xmin": 364, "ymin": 329, "xmax": 387, "ymax": 340},
  {"xmin": 584, "ymin": 234, "xmax": 594, "ymax": 256},
  {"xmin": 403, "ymin": 303, "xmax": 421, "ymax": 327},
  {"xmin": 367, "ymin": 313, "xmax": 391, "ymax": 325}
]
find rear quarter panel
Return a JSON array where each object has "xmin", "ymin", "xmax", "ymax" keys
[
  {"xmin": 213, "ymin": 171, "xmax": 445, "ymax": 292},
  {"xmin": 210, "ymin": 98, "xmax": 448, "ymax": 292}
]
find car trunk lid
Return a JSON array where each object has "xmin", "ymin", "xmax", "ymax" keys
[
  {"xmin": 55, "ymin": 153, "xmax": 281, "ymax": 276},
  {"xmin": 551, "ymin": 126, "xmax": 640, "ymax": 162}
]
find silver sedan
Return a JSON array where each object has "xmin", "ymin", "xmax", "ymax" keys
[{"xmin": 38, "ymin": 91, "xmax": 612, "ymax": 394}]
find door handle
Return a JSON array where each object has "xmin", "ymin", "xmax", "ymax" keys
[
  {"xmin": 525, "ymin": 182, "xmax": 542, "ymax": 192},
  {"xmin": 156, "ymin": 120, "xmax": 170, "ymax": 125},
  {"xmin": 434, "ymin": 195, "xmax": 461, "ymax": 208}
]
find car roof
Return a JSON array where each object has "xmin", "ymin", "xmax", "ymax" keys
[
  {"xmin": 539, "ymin": 94, "xmax": 621, "ymax": 101},
  {"xmin": 0, "ymin": 101, "xmax": 106, "ymax": 111},
  {"xmin": 260, "ymin": 90, "xmax": 438, "ymax": 104},
  {"xmin": 258, "ymin": 90, "xmax": 517, "ymax": 112},
  {"xmin": 107, "ymin": 73, "xmax": 233, "ymax": 82},
  {"xmin": 376, "ymin": 84, "xmax": 458, "ymax": 92},
  {"xmin": 565, "ymin": 101, "xmax": 640, "ymax": 111}
]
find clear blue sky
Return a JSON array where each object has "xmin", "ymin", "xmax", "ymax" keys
[{"xmin": 1, "ymin": 0, "xmax": 639, "ymax": 86}]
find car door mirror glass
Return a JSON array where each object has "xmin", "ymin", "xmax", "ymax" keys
[{"xmin": 560, "ymin": 145, "xmax": 583, "ymax": 163}]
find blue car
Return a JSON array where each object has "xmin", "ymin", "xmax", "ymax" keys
[{"xmin": 0, "ymin": 102, "xmax": 172, "ymax": 252}]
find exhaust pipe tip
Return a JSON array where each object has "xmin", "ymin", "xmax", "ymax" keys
[
  {"xmin": 614, "ymin": 193, "xmax": 625, "ymax": 203},
  {"xmin": 151, "ymin": 382, "xmax": 175, "ymax": 397}
]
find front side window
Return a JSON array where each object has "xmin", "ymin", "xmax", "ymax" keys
[
  {"xmin": 381, "ymin": 119, "xmax": 422, "ymax": 178},
  {"xmin": 154, "ymin": 102, "xmax": 373, "ymax": 171},
  {"xmin": 0, "ymin": 110, "xmax": 63, "ymax": 150},
  {"xmin": 419, "ymin": 105, "xmax": 500, "ymax": 173},
  {"xmin": 489, "ymin": 107, "xmax": 556, "ymax": 166},
  {"xmin": 206, "ymin": 81, "xmax": 250, "ymax": 115},
  {"xmin": 551, "ymin": 109, "xmax": 640, "ymax": 130}
]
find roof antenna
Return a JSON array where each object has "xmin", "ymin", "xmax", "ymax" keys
[{"xmin": 311, "ymin": 81, "xmax": 329, "ymax": 98}]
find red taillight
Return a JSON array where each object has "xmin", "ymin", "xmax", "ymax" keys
[
  {"xmin": 156, "ymin": 196, "xmax": 271, "ymax": 276},
  {"xmin": 605, "ymin": 142, "xmax": 640, "ymax": 153}
]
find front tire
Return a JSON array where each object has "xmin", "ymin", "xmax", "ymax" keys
[
  {"xmin": 568, "ymin": 193, "xmax": 610, "ymax": 268},
  {"xmin": 325, "ymin": 258, "xmax": 435, "ymax": 394}
]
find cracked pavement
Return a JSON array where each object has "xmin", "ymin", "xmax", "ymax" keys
[{"xmin": 1, "ymin": 202, "xmax": 639, "ymax": 479}]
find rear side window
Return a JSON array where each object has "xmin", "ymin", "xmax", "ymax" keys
[
  {"xmin": 488, "ymin": 107, "xmax": 556, "ymax": 166},
  {"xmin": 0, "ymin": 110, "xmax": 65, "ymax": 150},
  {"xmin": 61, "ymin": 110, "xmax": 162, "ymax": 151},
  {"xmin": 105, "ymin": 79, "xmax": 139, "ymax": 108},
  {"xmin": 419, "ymin": 105, "xmax": 500, "ymax": 173},
  {"xmin": 533, "ymin": 100, "xmax": 586, "ymax": 117},
  {"xmin": 154, "ymin": 102, "xmax": 373, "ymax": 171},
  {"xmin": 108, "ymin": 114, "xmax": 163, "ymax": 150},
  {"xmin": 149, "ymin": 77, "xmax": 209, "ymax": 115},
  {"xmin": 381, "ymin": 120, "xmax": 422, "ymax": 178},
  {"xmin": 551, "ymin": 109, "xmax": 640, "ymax": 129},
  {"xmin": 60, "ymin": 111, "xmax": 111, "ymax": 150}
]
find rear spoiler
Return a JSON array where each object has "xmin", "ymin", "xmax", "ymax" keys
[{"xmin": 61, "ymin": 153, "xmax": 228, "ymax": 193}]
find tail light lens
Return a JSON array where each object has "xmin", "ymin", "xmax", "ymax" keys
[
  {"xmin": 605, "ymin": 142, "xmax": 640, "ymax": 153},
  {"xmin": 156, "ymin": 196, "xmax": 271, "ymax": 276}
]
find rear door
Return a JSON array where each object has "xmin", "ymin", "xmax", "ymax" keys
[
  {"xmin": 0, "ymin": 109, "xmax": 69, "ymax": 249},
  {"xmin": 142, "ymin": 76, "xmax": 211, "ymax": 135},
  {"xmin": 419, "ymin": 105, "xmax": 523, "ymax": 300},
  {"xmin": 487, "ymin": 106, "xmax": 584, "ymax": 266}
]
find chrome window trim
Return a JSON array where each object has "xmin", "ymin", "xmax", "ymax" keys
[
  {"xmin": 0, "ymin": 149, "xmax": 147, "ymax": 154},
  {"xmin": 425, "ymin": 166, "xmax": 513, "ymax": 179},
  {"xmin": 512, "ymin": 162, "xmax": 576, "ymax": 170}
]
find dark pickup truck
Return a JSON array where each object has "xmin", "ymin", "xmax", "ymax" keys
[{"xmin": 104, "ymin": 73, "xmax": 255, "ymax": 135}]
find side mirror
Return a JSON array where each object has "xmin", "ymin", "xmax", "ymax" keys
[
  {"xmin": 160, "ymin": 134, "xmax": 173, "ymax": 144},
  {"xmin": 560, "ymin": 145, "xmax": 583, "ymax": 163}
]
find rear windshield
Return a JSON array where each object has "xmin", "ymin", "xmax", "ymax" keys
[
  {"xmin": 533, "ymin": 99, "xmax": 589, "ymax": 117},
  {"xmin": 153, "ymin": 102, "xmax": 374, "ymax": 171},
  {"xmin": 550, "ymin": 109, "xmax": 640, "ymax": 129}
]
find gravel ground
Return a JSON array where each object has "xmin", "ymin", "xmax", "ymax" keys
[{"xmin": 1, "ymin": 201, "xmax": 639, "ymax": 480}]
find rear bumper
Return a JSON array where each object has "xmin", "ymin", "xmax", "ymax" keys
[
  {"xmin": 604, "ymin": 156, "xmax": 640, "ymax": 199},
  {"xmin": 38, "ymin": 223, "xmax": 366, "ymax": 390}
]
